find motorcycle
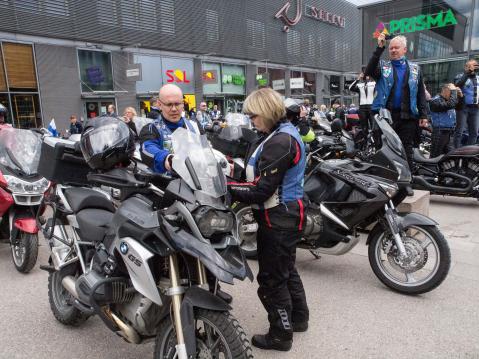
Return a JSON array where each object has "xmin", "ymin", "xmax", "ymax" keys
[
  {"xmin": 0, "ymin": 127, "xmax": 48, "ymax": 273},
  {"xmin": 37, "ymin": 127, "xmax": 253, "ymax": 359},
  {"xmin": 412, "ymin": 145, "xmax": 479, "ymax": 198},
  {"xmin": 230, "ymin": 110, "xmax": 451, "ymax": 294}
]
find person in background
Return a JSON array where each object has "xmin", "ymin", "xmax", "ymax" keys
[
  {"xmin": 211, "ymin": 104, "xmax": 221, "ymax": 121},
  {"xmin": 122, "ymin": 107, "xmax": 138, "ymax": 136},
  {"xmin": 349, "ymin": 71, "xmax": 377, "ymax": 148},
  {"xmin": 69, "ymin": 115, "xmax": 83, "ymax": 135},
  {"xmin": 105, "ymin": 104, "xmax": 117, "ymax": 117},
  {"xmin": 197, "ymin": 101, "xmax": 212, "ymax": 129},
  {"xmin": 453, "ymin": 59, "xmax": 479, "ymax": 147},
  {"xmin": 0, "ymin": 104, "xmax": 11, "ymax": 127},
  {"xmin": 429, "ymin": 84, "xmax": 458, "ymax": 158},
  {"xmin": 365, "ymin": 33, "xmax": 428, "ymax": 168},
  {"xmin": 148, "ymin": 96, "xmax": 161, "ymax": 120},
  {"xmin": 228, "ymin": 88, "xmax": 309, "ymax": 352}
]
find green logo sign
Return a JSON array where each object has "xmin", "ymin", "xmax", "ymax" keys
[
  {"xmin": 374, "ymin": 9, "xmax": 457, "ymax": 37},
  {"xmin": 222, "ymin": 74, "xmax": 245, "ymax": 86},
  {"xmin": 256, "ymin": 74, "xmax": 268, "ymax": 86}
]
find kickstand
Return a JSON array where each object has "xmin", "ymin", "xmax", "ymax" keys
[{"xmin": 309, "ymin": 249, "xmax": 321, "ymax": 260}]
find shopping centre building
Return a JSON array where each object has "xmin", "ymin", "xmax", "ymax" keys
[
  {"xmin": 361, "ymin": 0, "xmax": 479, "ymax": 96},
  {"xmin": 0, "ymin": 0, "xmax": 361, "ymax": 132}
]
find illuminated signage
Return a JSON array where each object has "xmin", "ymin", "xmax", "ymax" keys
[
  {"xmin": 222, "ymin": 74, "xmax": 245, "ymax": 86},
  {"xmin": 165, "ymin": 69, "xmax": 191, "ymax": 84},
  {"xmin": 373, "ymin": 9, "xmax": 457, "ymax": 38},
  {"xmin": 202, "ymin": 70, "xmax": 218, "ymax": 84}
]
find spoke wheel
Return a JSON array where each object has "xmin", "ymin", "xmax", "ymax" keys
[
  {"xmin": 368, "ymin": 224, "xmax": 451, "ymax": 294},
  {"xmin": 155, "ymin": 309, "xmax": 253, "ymax": 359}
]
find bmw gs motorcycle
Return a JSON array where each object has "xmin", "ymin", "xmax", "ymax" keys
[
  {"xmin": 38, "ymin": 127, "xmax": 253, "ymax": 359},
  {"xmin": 0, "ymin": 127, "xmax": 48, "ymax": 273}
]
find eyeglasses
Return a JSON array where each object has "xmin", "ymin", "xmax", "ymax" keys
[{"xmin": 159, "ymin": 100, "xmax": 184, "ymax": 110}]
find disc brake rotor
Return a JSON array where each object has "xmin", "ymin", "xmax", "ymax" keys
[{"xmin": 385, "ymin": 237, "xmax": 428, "ymax": 273}]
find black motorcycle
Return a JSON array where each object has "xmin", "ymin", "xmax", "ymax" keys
[
  {"xmin": 38, "ymin": 127, "xmax": 253, "ymax": 359},
  {"xmin": 412, "ymin": 145, "xmax": 479, "ymax": 198}
]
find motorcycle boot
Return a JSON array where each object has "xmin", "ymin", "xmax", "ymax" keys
[{"xmin": 251, "ymin": 333, "xmax": 292, "ymax": 351}]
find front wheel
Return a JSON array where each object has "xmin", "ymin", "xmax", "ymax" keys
[
  {"xmin": 368, "ymin": 224, "xmax": 451, "ymax": 295},
  {"xmin": 11, "ymin": 232, "xmax": 38, "ymax": 273},
  {"xmin": 154, "ymin": 309, "xmax": 253, "ymax": 359},
  {"xmin": 233, "ymin": 203, "xmax": 258, "ymax": 259}
]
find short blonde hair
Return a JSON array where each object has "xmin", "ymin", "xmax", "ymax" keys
[
  {"xmin": 391, "ymin": 35, "xmax": 407, "ymax": 48},
  {"xmin": 243, "ymin": 88, "xmax": 285, "ymax": 129},
  {"xmin": 123, "ymin": 107, "xmax": 137, "ymax": 117}
]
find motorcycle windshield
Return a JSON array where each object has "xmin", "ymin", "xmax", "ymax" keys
[
  {"xmin": 171, "ymin": 127, "xmax": 227, "ymax": 198},
  {"xmin": 375, "ymin": 112, "xmax": 406, "ymax": 158},
  {"xmin": 0, "ymin": 128, "xmax": 41, "ymax": 175},
  {"xmin": 219, "ymin": 113, "xmax": 251, "ymax": 141}
]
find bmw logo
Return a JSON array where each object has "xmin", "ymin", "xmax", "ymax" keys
[{"xmin": 119, "ymin": 242, "xmax": 129, "ymax": 255}]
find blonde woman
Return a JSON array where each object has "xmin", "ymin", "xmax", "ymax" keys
[
  {"xmin": 228, "ymin": 88, "xmax": 309, "ymax": 352},
  {"xmin": 122, "ymin": 106, "xmax": 138, "ymax": 136}
]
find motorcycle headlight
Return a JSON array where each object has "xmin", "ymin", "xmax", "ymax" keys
[
  {"xmin": 194, "ymin": 207, "xmax": 235, "ymax": 238},
  {"xmin": 378, "ymin": 182, "xmax": 398, "ymax": 198},
  {"xmin": 3, "ymin": 175, "xmax": 50, "ymax": 194}
]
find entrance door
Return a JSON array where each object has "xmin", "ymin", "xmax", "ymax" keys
[{"xmin": 84, "ymin": 99, "xmax": 115, "ymax": 119}]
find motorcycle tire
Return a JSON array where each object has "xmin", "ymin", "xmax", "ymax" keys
[
  {"xmin": 368, "ymin": 224, "xmax": 451, "ymax": 295},
  {"xmin": 11, "ymin": 232, "xmax": 38, "ymax": 273},
  {"xmin": 232, "ymin": 203, "xmax": 258, "ymax": 259},
  {"xmin": 154, "ymin": 309, "xmax": 253, "ymax": 359},
  {"xmin": 48, "ymin": 267, "xmax": 89, "ymax": 326}
]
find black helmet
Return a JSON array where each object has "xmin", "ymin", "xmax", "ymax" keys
[
  {"xmin": 284, "ymin": 98, "xmax": 302, "ymax": 120},
  {"xmin": 80, "ymin": 116, "xmax": 135, "ymax": 170}
]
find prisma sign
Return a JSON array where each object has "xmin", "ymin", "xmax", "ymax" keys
[{"xmin": 374, "ymin": 9, "xmax": 457, "ymax": 37}]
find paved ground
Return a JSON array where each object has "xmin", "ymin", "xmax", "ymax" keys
[{"xmin": 0, "ymin": 195, "xmax": 478, "ymax": 359}]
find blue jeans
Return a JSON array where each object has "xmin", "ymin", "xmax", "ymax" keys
[{"xmin": 454, "ymin": 106, "xmax": 479, "ymax": 147}]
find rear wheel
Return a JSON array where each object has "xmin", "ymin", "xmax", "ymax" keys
[
  {"xmin": 233, "ymin": 204, "xmax": 258, "ymax": 259},
  {"xmin": 48, "ymin": 267, "xmax": 89, "ymax": 326},
  {"xmin": 154, "ymin": 309, "xmax": 253, "ymax": 359},
  {"xmin": 11, "ymin": 232, "xmax": 38, "ymax": 273}
]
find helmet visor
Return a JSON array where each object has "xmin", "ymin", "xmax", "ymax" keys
[{"xmin": 81, "ymin": 123, "xmax": 130, "ymax": 162}]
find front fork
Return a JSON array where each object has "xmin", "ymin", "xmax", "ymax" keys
[
  {"xmin": 168, "ymin": 254, "xmax": 208, "ymax": 359},
  {"xmin": 383, "ymin": 201, "xmax": 407, "ymax": 258}
]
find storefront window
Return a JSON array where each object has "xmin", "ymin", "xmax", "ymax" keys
[
  {"xmin": 78, "ymin": 49, "xmax": 114, "ymax": 92},
  {"xmin": 290, "ymin": 70, "xmax": 316, "ymax": 103},
  {"xmin": 0, "ymin": 42, "xmax": 42, "ymax": 128},
  {"xmin": 222, "ymin": 64, "xmax": 245, "ymax": 95},
  {"xmin": 472, "ymin": 6, "xmax": 479, "ymax": 50},
  {"xmin": 421, "ymin": 59, "xmax": 465, "ymax": 97},
  {"xmin": 362, "ymin": 0, "xmax": 472, "ymax": 61},
  {"xmin": 202, "ymin": 62, "xmax": 221, "ymax": 95}
]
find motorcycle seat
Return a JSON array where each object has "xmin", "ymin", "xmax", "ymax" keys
[
  {"xmin": 448, "ymin": 145, "xmax": 479, "ymax": 156},
  {"xmin": 64, "ymin": 187, "xmax": 115, "ymax": 213},
  {"xmin": 413, "ymin": 149, "xmax": 443, "ymax": 164},
  {"xmin": 76, "ymin": 208, "xmax": 113, "ymax": 242}
]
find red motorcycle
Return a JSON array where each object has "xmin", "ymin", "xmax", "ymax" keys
[{"xmin": 0, "ymin": 127, "xmax": 49, "ymax": 273}]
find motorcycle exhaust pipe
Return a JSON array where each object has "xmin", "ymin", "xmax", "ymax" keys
[
  {"xmin": 104, "ymin": 308, "xmax": 141, "ymax": 344},
  {"xmin": 62, "ymin": 275, "xmax": 79, "ymax": 299},
  {"xmin": 412, "ymin": 175, "xmax": 472, "ymax": 194}
]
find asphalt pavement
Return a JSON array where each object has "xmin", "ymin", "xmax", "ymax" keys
[{"xmin": 0, "ymin": 195, "xmax": 478, "ymax": 359}]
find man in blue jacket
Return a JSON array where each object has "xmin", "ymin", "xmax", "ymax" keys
[
  {"xmin": 139, "ymin": 84, "xmax": 199, "ymax": 173},
  {"xmin": 453, "ymin": 59, "xmax": 479, "ymax": 147},
  {"xmin": 429, "ymin": 84, "xmax": 459, "ymax": 158},
  {"xmin": 365, "ymin": 33, "xmax": 428, "ymax": 168}
]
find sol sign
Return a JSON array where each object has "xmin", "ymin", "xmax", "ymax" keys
[
  {"xmin": 165, "ymin": 69, "xmax": 191, "ymax": 84},
  {"xmin": 375, "ymin": 9, "xmax": 457, "ymax": 37}
]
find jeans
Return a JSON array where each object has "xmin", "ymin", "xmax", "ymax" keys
[
  {"xmin": 454, "ymin": 106, "xmax": 479, "ymax": 148},
  {"xmin": 431, "ymin": 128, "xmax": 453, "ymax": 158}
]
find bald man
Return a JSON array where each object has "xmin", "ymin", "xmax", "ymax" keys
[{"xmin": 139, "ymin": 84, "xmax": 200, "ymax": 173}]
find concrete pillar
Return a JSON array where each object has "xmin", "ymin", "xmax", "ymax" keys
[
  {"xmin": 339, "ymin": 75, "xmax": 345, "ymax": 105},
  {"xmin": 245, "ymin": 64, "xmax": 257, "ymax": 95},
  {"xmin": 193, "ymin": 58, "xmax": 204, "ymax": 103},
  {"xmin": 316, "ymin": 72, "xmax": 324, "ymax": 105},
  {"xmin": 285, "ymin": 69, "xmax": 291, "ymax": 97}
]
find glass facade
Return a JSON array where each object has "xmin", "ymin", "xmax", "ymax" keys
[
  {"xmin": 290, "ymin": 70, "xmax": 316, "ymax": 104},
  {"xmin": 362, "ymin": 0, "xmax": 472, "ymax": 63},
  {"xmin": 0, "ymin": 42, "xmax": 42, "ymax": 128},
  {"xmin": 78, "ymin": 49, "xmax": 114, "ymax": 92}
]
